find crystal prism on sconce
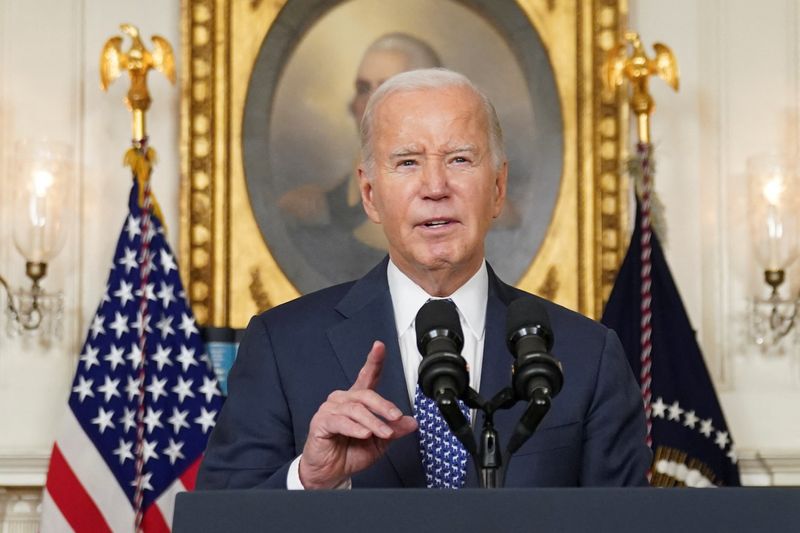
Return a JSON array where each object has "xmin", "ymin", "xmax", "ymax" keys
[
  {"xmin": 1, "ymin": 140, "xmax": 71, "ymax": 342},
  {"xmin": 747, "ymin": 153, "xmax": 799, "ymax": 349}
]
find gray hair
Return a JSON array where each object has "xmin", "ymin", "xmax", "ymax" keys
[
  {"xmin": 359, "ymin": 68, "xmax": 506, "ymax": 175},
  {"xmin": 363, "ymin": 33, "xmax": 442, "ymax": 71}
]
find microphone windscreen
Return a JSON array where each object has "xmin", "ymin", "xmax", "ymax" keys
[
  {"xmin": 506, "ymin": 296, "xmax": 553, "ymax": 349},
  {"xmin": 415, "ymin": 299, "xmax": 462, "ymax": 347}
]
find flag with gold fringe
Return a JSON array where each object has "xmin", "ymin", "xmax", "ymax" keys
[{"xmin": 602, "ymin": 143, "xmax": 740, "ymax": 487}]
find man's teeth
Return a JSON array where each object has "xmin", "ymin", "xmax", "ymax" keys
[{"xmin": 425, "ymin": 220, "xmax": 448, "ymax": 227}]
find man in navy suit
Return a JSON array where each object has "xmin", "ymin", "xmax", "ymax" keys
[{"xmin": 197, "ymin": 69, "xmax": 650, "ymax": 490}]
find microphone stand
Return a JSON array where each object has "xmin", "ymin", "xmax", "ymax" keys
[{"xmin": 443, "ymin": 385, "xmax": 553, "ymax": 488}]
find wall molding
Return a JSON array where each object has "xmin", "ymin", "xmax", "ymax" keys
[
  {"xmin": 739, "ymin": 449, "xmax": 800, "ymax": 473},
  {"xmin": 0, "ymin": 452, "xmax": 49, "ymax": 487},
  {"xmin": 737, "ymin": 448, "xmax": 800, "ymax": 486}
]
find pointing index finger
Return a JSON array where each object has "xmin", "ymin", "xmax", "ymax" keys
[{"xmin": 351, "ymin": 340, "xmax": 385, "ymax": 391}]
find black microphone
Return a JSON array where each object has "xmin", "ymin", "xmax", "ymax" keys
[
  {"xmin": 506, "ymin": 297, "xmax": 563, "ymax": 401},
  {"xmin": 415, "ymin": 299, "xmax": 468, "ymax": 400},
  {"xmin": 415, "ymin": 299, "xmax": 476, "ymax": 456},
  {"xmin": 504, "ymin": 297, "xmax": 564, "ymax": 456}
]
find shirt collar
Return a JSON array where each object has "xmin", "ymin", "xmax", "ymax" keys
[{"xmin": 387, "ymin": 259, "xmax": 488, "ymax": 341}]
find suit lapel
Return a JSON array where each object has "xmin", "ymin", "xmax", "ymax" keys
[{"xmin": 326, "ymin": 259, "xmax": 425, "ymax": 487}]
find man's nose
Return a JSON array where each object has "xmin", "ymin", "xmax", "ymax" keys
[{"xmin": 421, "ymin": 160, "xmax": 449, "ymax": 199}]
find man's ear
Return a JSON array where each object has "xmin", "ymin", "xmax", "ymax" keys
[
  {"xmin": 359, "ymin": 165, "xmax": 382, "ymax": 224},
  {"xmin": 492, "ymin": 161, "xmax": 508, "ymax": 218}
]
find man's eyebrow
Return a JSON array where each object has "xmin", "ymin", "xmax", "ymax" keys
[
  {"xmin": 387, "ymin": 145, "xmax": 479, "ymax": 159},
  {"xmin": 389, "ymin": 148, "xmax": 424, "ymax": 158},
  {"xmin": 443, "ymin": 144, "xmax": 478, "ymax": 155}
]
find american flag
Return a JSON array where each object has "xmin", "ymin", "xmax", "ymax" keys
[{"xmin": 41, "ymin": 175, "xmax": 223, "ymax": 531}]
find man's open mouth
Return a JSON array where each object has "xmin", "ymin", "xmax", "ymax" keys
[{"xmin": 423, "ymin": 220, "xmax": 452, "ymax": 228}]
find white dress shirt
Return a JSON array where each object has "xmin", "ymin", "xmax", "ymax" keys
[
  {"xmin": 387, "ymin": 259, "xmax": 487, "ymax": 404},
  {"xmin": 287, "ymin": 259, "xmax": 488, "ymax": 489}
]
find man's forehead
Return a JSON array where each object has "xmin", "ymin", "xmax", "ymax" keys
[
  {"xmin": 378, "ymin": 84, "xmax": 480, "ymax": 110},
  {"xmin": 373, "ymin": 87, "xmax": 488, "ymax": 144}
]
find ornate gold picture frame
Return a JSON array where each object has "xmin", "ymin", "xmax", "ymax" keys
[{"xmin": 181, "ymin": 0, "xmax": 629, "ymax": 328}]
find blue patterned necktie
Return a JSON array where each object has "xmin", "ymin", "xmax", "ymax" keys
[{"xmin": 414, "ymin": 384, "xmax": 471, "ymax": 488}]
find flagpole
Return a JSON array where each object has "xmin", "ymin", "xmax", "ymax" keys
[
  {"xmin": 100, "ymin": 24, "xmax": 175, "ymax": 532},
  {"xmin": 602, "ymin": 31, "xmax": 679, "ymax": 460}
]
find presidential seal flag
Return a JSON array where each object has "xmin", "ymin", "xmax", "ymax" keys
[
  {"xmin": 41, "ymin": 166, "xmax": 223, "ymax": 531},
  {"xmin": 602, "ymin": 144, "xmax": 740, "ymax": 487}
]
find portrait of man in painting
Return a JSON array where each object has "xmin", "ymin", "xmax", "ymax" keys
[{"xmin": 242, "ymin": 0, "xmax": 564, "ymax": 295}]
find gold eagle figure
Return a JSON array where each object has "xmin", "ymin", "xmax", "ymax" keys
[
  {"xmin": 100, "ymin": 24, "xmax": 173, "ymax": 221},
  {"xmin": 100, "ymin": 24, "xmax": 175, "ymax": 131},
  {"xmin": 602, "ymin": 32, "xmax": 679, "ymax": 143}
]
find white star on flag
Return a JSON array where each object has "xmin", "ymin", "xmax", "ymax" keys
[
  {"xmin": 715, "ymin": 430, "xmax": 729, "ymax": 449},
  {"xmin": 727, "ymin": 445, "xmax": 738, "ymax": 464},
  {"xmin": 143, "ymin": 407, "xmax": 164, "ymax": 433},
  {"xmin": 141, "ymin": 439, "xmax": 159, "ymax": 464},
  {"xmin": 97, "ymin": 376, "xmax": 121, "ymax": 403},
  {"xmin": 91, "ymin": 407, "xmax": 116, "ymax": 434},
  {"xmin": 130, "ymin": 472, "xmax": 154, "ymax": 493},
  {"xmin": 118, "ymin": 247, "xmax": 138, "ymax": 274},
  {"xmin": 146, "ymin": 376, "xmax": 168, "ymax": 402},
  {"xmin": 89, "ymin": 315, "xmax": 106, "ymax": 339},
  {"xmin": 119, "ymin": 407, "xmax": 137, "ymax": 433},
  {"xmin": 683, "ymin": 410, "xmax": 699, "ymax": 429},
  {"xmin": 113, "ymin": 439, "xmax": 134, "ymax": 465},
  {"xmin": 104, "ymin": 344, "xmax": 126, "ymax": 371},
  {"xmin": 160, "ymin": 249, "xmax": 177, "ymax": 275},
  {"xmin": 124, "ymin": 375, "xmax": 141, "ymax": 402},
  {"xmin": 156, "ymin": 281, "xmax": 176, "ymax": 308},
  {"xmin": 651, "ymin": 397, "xmax": 667, "ymax": 418},
  {"xmin": 130, "ymin": 310, "xmax": 152, "ymax": 338},
  {"xmin": 667, "ymin": 401, "xmax": 684, "ymax": 421},
  {"xmin": 699, "ymin": 418, "xmax": 714, "ymax": 438},
  {"xmin": 125, "ymin": 343, "xmax": 143, "ymax": 369},
  {"xmin": 199, "ymin": 376, "xmax": 222, "ymax": 403},
  {"xmin": 72, "ymin": 376, "xmax": 95, "ymax": 403},
  {"xmin": 134, "ymin": 282, "xmax": 156, "ymax": 302},
  {"xmin": 171, "ymin": 376, "xmax": 195, "ymax": 404},
  {"xmin": 176, "ymin": 345, "xmax": 198, "ymax": 372},
  {"xmin": 178, "ymin": 313, "xmax": 199, "ymax": 338},
  {"xmin": 151, "ymin": 343, "xmax": 173, "ymax": 371},
  {"xmin": 113, "ymin": 280, "xmax": 135, "ymax": 307},
  {"xmin": 167, "ymin": 407, "xmax": 190, "ymax": 434},
  {"xmin": 156, "ymin": 315, "xmax": 175, "ymax": 340},
  {"xmin": 163, "ymin": 439, "xmax": 185, "ymax": 465},
  {"xmin": 80, "ymin": 345, "xmax": 101, "ymax": 370},
  {"xmin": 109, "ymin": 312, "xmax": 130, "ymax": 339},
  {"xmin": 194, "ymin": 407, "xmax": 217, "ymax": 434},
  {"xmin": 124, "ymin": 215, "xmax": 141, "ymax": 241}
]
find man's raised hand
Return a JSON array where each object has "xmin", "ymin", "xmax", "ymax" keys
[{"xmin": 298, "ymin": 341, "xmax": 417, "ymax": 489}]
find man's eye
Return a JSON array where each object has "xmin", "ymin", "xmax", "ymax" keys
[
  {"xmin": 399, "ymin": 159, "xmax": 417, "ymax": 167},
  {"xmin": 451, "ymin": 156, "xmax": 469, "ymax": 164}
]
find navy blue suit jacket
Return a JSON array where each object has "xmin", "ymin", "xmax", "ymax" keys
[{"xmin": 197, "ymin": 259, "xmax": 651, "ymax": 488}]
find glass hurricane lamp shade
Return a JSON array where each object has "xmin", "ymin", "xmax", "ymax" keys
[
  {"xmin": 747, "ymin": 154, "xmax": 799, "ymax": 276},
  {"xmin": 11, "ymin": 140, "xmax": 72, "ymax": 265}
]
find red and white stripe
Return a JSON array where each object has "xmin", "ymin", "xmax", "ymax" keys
[
  {"xmin": 40, "ymin": 409, "xmax": 201, "ymax": 532},
  {"xmin": 637, "ymin": 142, "xmax": 654, "ymax": 451}
]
